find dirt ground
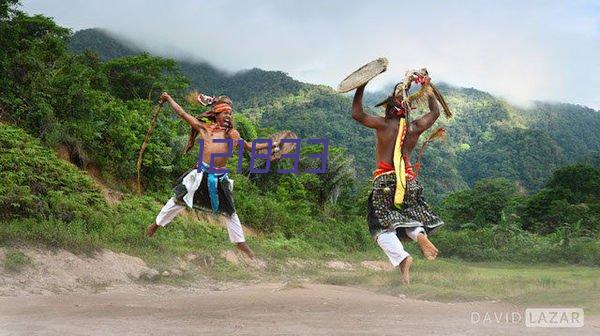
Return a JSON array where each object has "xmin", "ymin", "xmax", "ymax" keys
[
  {"xmin": 1, "ymin": 283, "xmax": 598, "ymax": 336},
  {"xmin": 1, "ymin": 248, "xmax": 598, "ymax": 335}
]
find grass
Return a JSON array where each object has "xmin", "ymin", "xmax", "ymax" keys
[
  {"xmin": 146, "ymin": 241, "xmax": 598, "ymax": 315},
  {"xmin": 1, "ymin": 130, "xmax": 597, "ymax": 314},
  {"xmin": 2, "ymin": 250, "xmax": 32, "ymax": 272},
  {"xmin": 174, "ymin": 250, "xmax": 600, "ymax": 315},
  {"xmin": 309, "ymin": 258, "xmax": 600, "ymax": 314},
  {"xmin": 2, "ymin": 199, "xmax": 598, "ymax": 314}
]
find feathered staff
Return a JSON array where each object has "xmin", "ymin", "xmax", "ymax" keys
[
  {"xmin": 136, "ymin": 102, "xmax": 164, "ymax": 194},
  {"xmin": 400, "ymin": 68, "xmax": 453, "ymax": 119},
  {"xmin": 397, "ymin": 69, "xmax": 450, "ymax": 176}
]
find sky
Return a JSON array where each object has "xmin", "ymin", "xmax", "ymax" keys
[{"xmin": 21, "ymin": 0, "xmax": 600, "ymax": 109}]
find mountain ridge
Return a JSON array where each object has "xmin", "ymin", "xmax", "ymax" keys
[{"xmin": 68, "ymin": 28, "xmax": 600, "ymax": 199}]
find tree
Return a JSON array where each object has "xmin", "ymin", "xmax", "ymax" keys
[
  {"xmin": 300, "ymin": 146, "xmax": 356, "ymax": 205},
  {"xmin": 0, "ymin": 0, "xmax": 18, "ymax": 20},
  {"xmin": 521, "ymin": 164, "xmax": 600, "ymax": 234},
  {"xmin": 103, "ymin": 53, "xmax": 188, "ymax": 101},
  {"xmin": 0, "ymin": 6, "xmax": 70, "ymax": 126},
  {"xmin": 440, "ymin": 178, "xmax": 519, "ymax": 229}
]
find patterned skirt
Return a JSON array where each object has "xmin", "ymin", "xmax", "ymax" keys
[{"xmin": 367, "ymin": 172, "xmax": 443, "ymax": 239}]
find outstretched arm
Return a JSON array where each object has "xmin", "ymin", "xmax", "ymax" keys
[
  {"xmin": 228, "ymin": 129, "xmax": 278, "ymax": 151},
  {"xmin": 352, "ymin": 84, "xmax": 385, "ymax": 129},
  {"xmin": 412, "ymin": 90, "xmax": 440, "ymax": 134},
  {"xmin": 160, "ymin": 92, "xmax": 206, "ymax": 134}
]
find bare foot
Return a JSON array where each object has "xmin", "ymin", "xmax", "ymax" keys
[
  {"xmin": 417, "ymin": 234, "xmax": 439, "ymax": 260},
  {"xmin": 400, "ymin": 256, "xmax": 413, "ymax": 285},
  {"xmin": 235, "ymin": 242, "xmax": 255, "ymax": 259},
  {"xmin": 146, "ymin": 223, "xmax": 159, "ymax": 237},
  {"xmin": 242, "ymin": 256, "xmax": 268, "ymax": 269}
]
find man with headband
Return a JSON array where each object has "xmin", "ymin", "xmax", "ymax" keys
[
  {"xmin": 146, "ymin": 92, "xmax": 279, "ymax": 259},
  {"xmin": 351, "ymin": 73, "xmax": 445, "ymax": 285}
]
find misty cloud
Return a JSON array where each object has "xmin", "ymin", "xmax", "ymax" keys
[{"xmin": 21, "ymin": 0, "xmax": 600, "ymax": 108}]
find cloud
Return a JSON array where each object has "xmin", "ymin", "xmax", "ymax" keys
[{"xmin": 21, "ymin": 0, "xmax": 600, "ymax": 108}]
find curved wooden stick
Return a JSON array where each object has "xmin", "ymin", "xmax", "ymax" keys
[
  {"xmin": 429, "ymin": 83, "xmax": 452, "ymax": 118},
  {"xmin": 136, "ymin": 103, "xmax": 163, "ymax": 194}
]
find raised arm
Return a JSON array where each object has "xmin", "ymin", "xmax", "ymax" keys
[
  {"xmin": 159, "ymin": 92, "xmax": 206, "ymax": 134},
  {"xmin": 352, "ymin": 84, "xmax": 385, "ymax": 129},
  {"xmin": 411, "ymin": 87, "xmax": 440, "ymax": 134}
]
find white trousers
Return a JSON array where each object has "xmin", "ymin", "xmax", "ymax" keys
[
  {"xmin": 155, "ymin": 197, "xmax": 245, "ymax": 243},
  {"xmin": 377, "ymin": 227, "xmax": 425, "ymax": 267}
]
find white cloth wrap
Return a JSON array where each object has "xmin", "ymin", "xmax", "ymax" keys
[
  {"xmin": 377, "ymin": 231, "xmax": 410, "ymax": 267},
  {"xmin": 376, "ymin": 227, "xmax": 425, "ymax": 267},
  {"xmin": 181, "ymin": 169, "xmax": 203, "ymax": 208},
  {"xmin": 155, "ymin": 198, "xmax": 245, "ymax": 243},
  {"xmin": 155, "ymin": 166, "xmax": 243, "ymax": 243}
]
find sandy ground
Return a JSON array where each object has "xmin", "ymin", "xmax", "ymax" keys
[
  {"xmin": 1, "ymin": 248, "xmax": 597, "ymax": 335},
  {"xmin": 1, "ymin": 283, "xmax": 598, "ymax": 336}
]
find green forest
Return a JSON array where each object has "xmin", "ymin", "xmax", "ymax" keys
[{"xmin": 1, "ymin": 1, "xmax": 599, "ymax": 266}]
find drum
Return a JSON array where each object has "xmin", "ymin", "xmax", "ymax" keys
[{"xmin": 256, "ymin": 130, "xmax": 299, "ymax": 161}]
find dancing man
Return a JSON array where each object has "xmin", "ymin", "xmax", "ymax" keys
[
  {"xmin": 146, "ymin": 92, "xmax": 278, "ymax": 259},
  {"xmin": 352, "ymin": 72, "xmax": 446, "ymax": 284}
]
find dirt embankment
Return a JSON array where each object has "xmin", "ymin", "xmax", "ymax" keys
[
  {"xmin": 0, "ymin": 248, "xmax": 161, "ymax": 296},
  {"xmin": 0, "ymin": 247, "xmax": 393, "ymax": 296}
]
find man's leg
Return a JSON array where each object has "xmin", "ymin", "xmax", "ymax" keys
[
  {"xmin": 147, "ymin": 197, "xmax": 185, "ymax": 237},
  {"xmin": 377, "ymin": 231, "xmax": 412, "ymax": 285},
  {"xmin": 405, "ymin": 226, "xmax": 438, "ymax": 260},
  {"xmin": 225, "ymin": 213, "xmax": 254, "ymax": 259}
]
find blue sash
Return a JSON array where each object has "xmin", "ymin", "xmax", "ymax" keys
[{"xmin": 198, "ymin": 163, "xmax": 229, "ymax": 213}]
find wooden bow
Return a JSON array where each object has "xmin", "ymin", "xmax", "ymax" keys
[{"xmin": 136, "ymin": 102, "xmax": 164, "ymax": 194}]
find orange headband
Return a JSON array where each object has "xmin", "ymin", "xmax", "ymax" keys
[{"xmin": 212, "ymin": 102, "xmax": 232, "ymax": 113}]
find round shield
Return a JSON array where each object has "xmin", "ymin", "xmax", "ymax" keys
[
  {"xmin": 256, "ymin": 131, "xmax": 298, "ymax": 161},
  {"xmin": 337, "ymin": 58, "xmax": 388, "ymax": 93}
]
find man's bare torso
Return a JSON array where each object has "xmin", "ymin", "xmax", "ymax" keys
[
  {"xmin": 196, "ymin": 125, "xmax": 272, "ymax": 168},
  {"xmin": 375, "ymin": 118, "xmax": 420, "ymax": 166},
  {"xmin": 199, "ymin": 128, "xmax": 232, "ymax": 168}
]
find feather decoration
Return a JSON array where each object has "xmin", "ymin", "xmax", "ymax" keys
[
  {"xmin": 397, "ymin": 68, "xmax": 453, "ymax": 119},
  {"xmin": 414, "ymin": 127, "xmax": 447, "ymax": 176},
  {"xmin": 407, "ymin": 83, "xmax": 434, "ymax": 107},
  {"xmin": 185, "ymin": 90, "xmax": 201, "ymax": 106},
  {"xmin": 185, "ymin": 90, "xmax": 214, "ymax": 125},
  {"xmin": 185, "ymin": 90, "xmax": 215, "ymax": 106},
  {"xmin": 425, "ymin": 127, "xmax": 447, "ymax": 143}
]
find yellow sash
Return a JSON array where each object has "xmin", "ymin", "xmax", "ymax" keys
[{"xmin": 393, "ymin": 118, "xmax": 407, "ymax": 207}]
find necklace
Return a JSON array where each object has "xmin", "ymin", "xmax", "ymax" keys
[{"xmin": 208, "ymin": 123, "xmax": 223, "ymax": 136}]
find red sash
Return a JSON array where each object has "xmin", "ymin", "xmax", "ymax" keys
[{"xmin": 373, "ymin": 159, "xmax": 418, "ymax": 180}]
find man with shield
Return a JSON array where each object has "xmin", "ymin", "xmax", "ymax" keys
[{"xmin": 339, "ymin": 59, "xmax": 452, "ymax": 284}]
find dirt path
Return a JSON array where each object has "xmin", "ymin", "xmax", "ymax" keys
[{"xmin": 1, "ymin": 283, "xmax": 597, "ymax": 336}]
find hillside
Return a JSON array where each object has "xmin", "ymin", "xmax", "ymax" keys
[
  {"xmin": 68, "ymin": 28, "xmax": 142, "ymax": 60},
  {"xmin": 68, "ymin": 28, "xmax": 600, "ymax": 200},
  {"xmin": 522, "ymin": 102, "xmax": 600, "ymax": 162},
  {"xmin": 2, "ymin": 1, "xmax": 599, "ymax": 273}
]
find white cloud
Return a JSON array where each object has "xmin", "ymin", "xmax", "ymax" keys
[{"xmin": 21, "ymin": 0, "xmax": 600, "ymax": 109}]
